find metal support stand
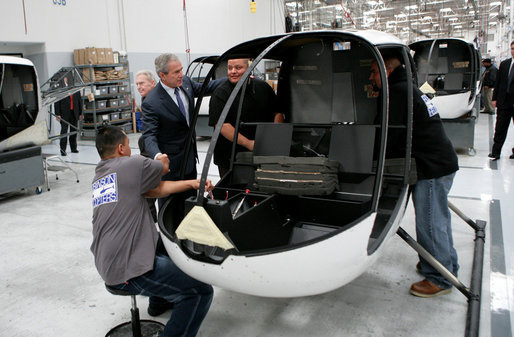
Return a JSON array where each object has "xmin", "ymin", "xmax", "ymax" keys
[
  {"xmin": 47, "ymin": 110, "xmax": 80, "ymax": 141},
  {"xmin": 42, "ymin": 154, "xmax": 80, "ymax": 191},
  {"xmin": 397, "ymin": 201, "xmax": 486, "ymax": 337}
]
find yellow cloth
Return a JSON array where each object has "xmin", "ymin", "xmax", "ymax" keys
[
  {"xmin": 419, "ymin": 81, "xmax": 436, "ymax": 94},
  {"xmin": 175, "ymin": 206, "xmax": 235, "ymax": 250}
]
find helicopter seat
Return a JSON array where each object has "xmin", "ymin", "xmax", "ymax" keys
[
  {"xmin": 443, "ymin": 72, "xmax": 464, "ymax": 91},
  {"xmin": 328, "ymin": 124, "xmax": 375, "ymax": 201}
]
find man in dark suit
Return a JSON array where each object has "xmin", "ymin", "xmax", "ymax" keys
[
  {"xmin": 141, "ymin": 54, "xmax": 223, "ymax": 317},
  {"xmin": 55, "ymin": 76, "xmax": 82, "ymax": 156},
  {"xmin": 490, "ymin": 42, "xmax": 514, "ymax": 160},
  {"xmin": 142, "ymin": 53, "xmax": 223, "ymax": 181}
]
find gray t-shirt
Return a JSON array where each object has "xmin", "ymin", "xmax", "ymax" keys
[{"xmin": 91, "ymin": 155, "xmax": 162, "ymax": 285}]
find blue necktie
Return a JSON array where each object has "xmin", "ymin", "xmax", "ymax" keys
[{"xmin": 174, "ymin": 87, "xmax": 187, "ymax": 122}]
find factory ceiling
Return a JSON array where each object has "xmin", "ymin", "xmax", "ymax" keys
[{"xmin": 285, "ymin": 0, "xmax": 509, "ymax": 48}]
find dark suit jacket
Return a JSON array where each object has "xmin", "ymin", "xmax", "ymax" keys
[
  {"xmin": 492, "ymin": 58, "xmax": 514, "ymax": 109},
  {"xmin": 141, "ymin": 76, "xmax": 224, "ymax": 181},
  {"xmin": 55, "ymin": 92, "xmax": 82, "ymax": 121}
]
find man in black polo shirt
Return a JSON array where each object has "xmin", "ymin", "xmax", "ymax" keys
[{"xmin": 208, "ymin": 58, "xmax": 284, "ymax": 177}]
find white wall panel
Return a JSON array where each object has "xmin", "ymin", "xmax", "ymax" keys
[
  {"xmin": 0, "ymin": 0, "xmax": 283, "ymax": 52},
  {"xmin": 0, "ymin": 0, "xmax": 113, "ymax": 50},
  {"xmin": 122, "ymin": 0, "xmax": 284, "ymax": 55}
]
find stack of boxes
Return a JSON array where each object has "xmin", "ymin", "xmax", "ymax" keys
[
  {"xmin": 76, "ymin": 47, "xmax": 133, "ymax": 135},
  {"xmin": 73, "ymin": 47, "xmax": 116, "ymax": 65},
  {"xmin": 73, "ymin": 47, "xmax": 126, "ymax": 82}
]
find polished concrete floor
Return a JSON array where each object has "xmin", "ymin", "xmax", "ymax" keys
[{"xmin": 0, "ymin": 112, "xmax": 513, "ymax": 337}]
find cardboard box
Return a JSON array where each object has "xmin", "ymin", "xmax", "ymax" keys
[
  {"xmin": 80, "ymin": 49, "xmax": 86, "ymax": 65},
  {"xmin": 86, "ymin": 47, "xmax": 98, "ymax": 64},
  {"xmin": 82, "ymin": 68, "xmax": 95, "ymax": 82},
  {"xmin": 73, "ymin": 49, "xmax": 80, "ymax": 65},
  {"xmin": 96, "ymin": 48, "xmax": 106, "ymax": 64},
  {"xmin": 105, "ymin": 48, "xmax": 114, "ymax": 64}
]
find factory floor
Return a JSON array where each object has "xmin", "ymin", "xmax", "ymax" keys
[{"xmin": 1, "ymin": 112, "xmax": 512, "ymax": 337}]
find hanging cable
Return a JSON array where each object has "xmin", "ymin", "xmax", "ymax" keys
[
  {"xmin": 338, "ymin": 0, "xmax": 356, "ymax": 28},
  {"xmin": 183, "ymin": 0, "xmax": 191, "ymax": 65},
  {"xmin": 22, "ymin": 0, "xmax": 28, "ymax": 35}
]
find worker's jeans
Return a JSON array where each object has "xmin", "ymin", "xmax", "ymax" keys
[
  {"xmin": 111, "ymin": 254, "xmax": 213, "ymax": 337},
  {"xmin": 412, "ymin": 172, "xmax": 459, "ymax": 289}
]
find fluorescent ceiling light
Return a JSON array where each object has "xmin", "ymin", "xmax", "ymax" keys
[
  {"xmin": 286, "ymin": 2, "xmax": 302, "ymax": 8},
  {"xmin": 426, "ymin": 0, "xmax": 452, "ymax": 4},
  {"xmin": 376, "ymin": 7, "xmax": 393, "ymax": 12}
]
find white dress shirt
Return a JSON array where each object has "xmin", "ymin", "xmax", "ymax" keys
[{"xmin": 160, "ymin": 81, "xmax": 190, "ymax": 124}]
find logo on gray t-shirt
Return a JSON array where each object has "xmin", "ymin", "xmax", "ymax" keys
[{"xmin": 92, "ymin": 173, "xmax": 118, "ymax": 208}]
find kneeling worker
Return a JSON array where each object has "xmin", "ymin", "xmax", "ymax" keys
[{"xmin": 91, "ymin": 125, "xmax": 214, "ymax": 337}]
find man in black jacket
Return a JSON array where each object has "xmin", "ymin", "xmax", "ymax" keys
[
  {"xmin": 481, "ymin": 58, "xmax": 498, "ymax": 115},
  {"xmin": 369, "ymin": 55, "xmax": 459, "ymax": 297},
  {"xmin": 490, "ymin": 42, "xmax": 514, "ymax": 160},
  {"xmin": 55, "ymin": 76, "xmax": 82, "ymax": 156}
]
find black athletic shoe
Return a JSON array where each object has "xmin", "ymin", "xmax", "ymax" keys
[
  {"xmin": 71, "ymin": 149, "xmax": 79, "ymax": 153},
  {"xmin": 60, "ymin": 149, "xmax": 67, "ymax": 156},
  {"xmin": 488, "ymin": 153, "xmax": 500, "ymax": 160},
  {"xmin": 147, "ymin": 301, "xmax": 174, "ymax": 317}
]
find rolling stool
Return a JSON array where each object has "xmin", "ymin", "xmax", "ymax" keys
[{"xmin": 104, "ymin": 284, "xmax": 165, "ymax": 337}]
